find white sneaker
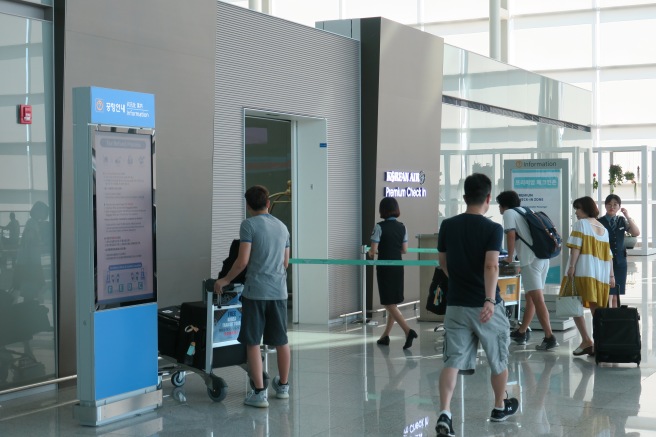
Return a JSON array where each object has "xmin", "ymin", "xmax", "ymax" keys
[
  {"xmin": 272, "ymin": 376, "xmax": 290, "ymax": 399},
  {"xmin": 244, "ymin": 389, "xmax": 269, "ymax": 408}
]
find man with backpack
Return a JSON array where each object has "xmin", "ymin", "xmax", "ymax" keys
[{"xmin": 496, "ymin": 191, "xmax": 559, "ymax": 351}]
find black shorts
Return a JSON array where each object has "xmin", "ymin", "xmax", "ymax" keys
[{"xmin": 237, "ymin": 296, "xmax": 288, "ymax": 347}]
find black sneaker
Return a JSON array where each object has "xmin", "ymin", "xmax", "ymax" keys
[
  {"xmin": 509, "ymin": 329, "xmax": 529, "ymax": 345},
  {"xmin": 535, "ymin": 336, "xmax": 559, "ymax": 351},
  {"xmin": 490, "ymin": 398, "xmax": 519, "ymax": 422},
  {"xmin": 435, "ymin": 413, "xmax": 455, "ymax": 437}
]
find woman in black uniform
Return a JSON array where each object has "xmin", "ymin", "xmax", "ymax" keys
[
  {"xmin": 598, "ymin": 194, "xmax": 640, "ymax": 308},
  {"xmin": 368, "ymin": 197, "xmax": 418, "ymax": 349}
]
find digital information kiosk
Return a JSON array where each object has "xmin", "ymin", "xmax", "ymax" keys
[
  {"xmin": 73, "ymin": 87, "xmax": 161, "ymax": 426},
  {"xmin": 504, "ymin": 158, "xmax": 569, "ymax": 284}
]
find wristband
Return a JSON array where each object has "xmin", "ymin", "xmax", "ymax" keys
[{"xmin": 484, "ymin": 297, "xmax": 496, "ymax": 305}]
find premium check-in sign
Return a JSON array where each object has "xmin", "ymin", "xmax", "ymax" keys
[{"xmin": 384, "ymin": 170, "xmax": 427, "ymax": 198}]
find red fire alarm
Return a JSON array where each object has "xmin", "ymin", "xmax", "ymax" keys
[{"xmin": 18, "ymin": 104, "xmax": 32, "ymax": 124}]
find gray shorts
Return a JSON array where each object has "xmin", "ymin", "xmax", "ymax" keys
[
  {"xmin": 520, "ymin": 258, "xmax": 549, "ymax": 292},
  {"xmin": 238, "ymin": 297, "xmax": 288, "ymax": 347},
  {"xmin": 442, "ymin": 305, "xmax": 510, "ymax": 375}
]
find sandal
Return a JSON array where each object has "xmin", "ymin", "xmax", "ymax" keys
[{"xmin": 573, "ymin": 345, "xmax": 594, "ymax": 356}]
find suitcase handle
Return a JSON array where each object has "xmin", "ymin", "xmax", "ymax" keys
[{"xmin": 203, "ymin": 279, "xmax": 222, "ymax": 308}]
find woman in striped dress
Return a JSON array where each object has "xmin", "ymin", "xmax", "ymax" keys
[{"xmin": 564, "ymin": 196, "xmax": 615, "ymax": 356}]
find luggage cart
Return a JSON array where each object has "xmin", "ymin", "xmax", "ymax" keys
[{"xmin": 158, "ymin": 280, "xmax": 269, "ymax": 402}]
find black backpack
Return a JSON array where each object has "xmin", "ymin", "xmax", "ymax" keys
[
  {"xmin": 513, "ymin": 207, "xmax": 562, "ymax": 259},
  {"xmin": 218, "ymin": 239, "xmax": 247, "ymax": 284}
]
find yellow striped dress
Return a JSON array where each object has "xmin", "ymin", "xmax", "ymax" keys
[{"xmin": 565, "ymin": 219, "xmax": 613, "ymax": 308}]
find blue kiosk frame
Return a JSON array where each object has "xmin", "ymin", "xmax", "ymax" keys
[{"xmin": 73, "ymin": 87, "xmax": 161, "ymax": 426}]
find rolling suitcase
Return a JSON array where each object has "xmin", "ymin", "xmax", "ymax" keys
[
  {"xmin": 157, "ymin": 285, "xmax": 252, "ymax": 403},
  {"xmin": 178, "ymin": 300, "xmax": 246, "ymax": 370},
  {"xmin": 593, "ymin": 292, "xmax": 641, "ymax": 366},
  {"xmin": 157, "ymin": 305, "xmax": 182, "ymax": 358}
]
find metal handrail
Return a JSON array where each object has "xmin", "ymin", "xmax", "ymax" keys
[{"xmin": 0, "ymin": 375, "xmax": 77, "ymax": 397}]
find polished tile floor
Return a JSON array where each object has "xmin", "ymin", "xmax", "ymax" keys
[{"xmin": 2, "ymin": 257, "xmax": 656, "ymax": 436}]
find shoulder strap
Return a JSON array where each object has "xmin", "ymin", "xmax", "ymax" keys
[
  {"xmin": 514, "ymin": 206, "xmax": 534, "ymax": 215},
  {"xmin": 512, "ymin": 207, "xmax": 533, "ymax": 248}
]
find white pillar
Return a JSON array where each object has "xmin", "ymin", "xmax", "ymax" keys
[
  {"xmin": 249, "ymin": 0, "xmax": 262, "ymax": 12},
  {"xmin": 489, "ymin": 0, "xmax": 501, "ymax": 60}
]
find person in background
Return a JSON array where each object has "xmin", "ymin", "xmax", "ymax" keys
[
  {"xmin": 1, "ymin": 212, "xmax": 20, "ymax": 248},
  {"xmin": 597, "ymin": 194, "xmax": 640, "ymax": 308},
  {"xmin": 435, "ymin": 174, "xmax": 518, "ymax": 437},
  {"xmin": 564, "ymin": 196, "xmax": 614, "ymax": 356},
  {"xmin": 0, "ymin": 212, "xmax": 20, "ymax": 269},
  {"xmin": 215, "ymin": 185, "xmax": 291, "ymax": 408},
  {"xmin": 368, "ymin": 197, "xmax": 417, "ymax": 349},
  {"xmin": 496, "ymin": 191, "xmax": 558, "ymax": 351},
  {"xmin": 13, "ymin": 202, "xmax": 49, "ymax": 300}
]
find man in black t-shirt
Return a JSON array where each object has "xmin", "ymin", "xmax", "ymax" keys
[{"xmin": 434, "ymin": 174, "xmax": 518, "ymax": 437}]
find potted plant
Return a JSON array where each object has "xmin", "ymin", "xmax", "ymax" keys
[
  {"xmin": 592, "ymin": 173, "xmax": 598, "ymax": 192},
  {"xmin": 608, "ymin": 164, "xmax": 624, "ymax": 193},
  {"xmin": 624, "ymin": 170, "xmax": 637, "ymax": 196}
]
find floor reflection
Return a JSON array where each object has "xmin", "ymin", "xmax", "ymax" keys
[{"xmin": 2, "ymin": 256, "xmax": 656, "ymax": 436}]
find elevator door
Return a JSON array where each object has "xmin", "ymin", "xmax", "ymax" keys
[{"xmin": 244, "ymin": 116, "xmax": 293, "ymax": 305}]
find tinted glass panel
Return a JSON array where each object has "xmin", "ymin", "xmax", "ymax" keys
[{"xmin": 0, "ymin": 13, "xmax": 55, "ymax": 390}]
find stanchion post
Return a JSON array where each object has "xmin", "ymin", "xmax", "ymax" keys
[
  {"xmin": 361, "ymin": 244, "xmax": 367, "ymax": 325},
  {"xmin": 361, "ymin": 245, "xmax": 369, "ymax": 400}
]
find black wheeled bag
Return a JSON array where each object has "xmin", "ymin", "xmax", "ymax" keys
[
  {"xmin": 177, "ymin": 301, "xmax": 246, "ymax": 370},
  {"xmin": 157, "ymin": 305, "xmax": 182, "ymax": 358},
  {"xmin": 593, "ymin": 293, "xmax": 641, "ymax": 366}
]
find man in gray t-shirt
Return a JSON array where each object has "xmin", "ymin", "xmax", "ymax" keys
[
  {"xmin": 239, "ymin": 213, "xmax": 289, "ymax": 300},
  {"xmin": 215, "ymin": 185, "xmax": 291, "ymax": 408}
]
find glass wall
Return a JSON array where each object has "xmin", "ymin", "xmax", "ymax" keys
[
  {"xmin": 508, "ymin": 3, "xmax": 656, "ymax": 151},
  {"xmin": 230, "ymin": 0, "xmax": 656, "ymax": 186},
  {"xmin": 0, "ymin": 12, "xmax": 55, "ymax": 391},
  {"xmin": 440, "ymin": 44, "xmax": 593, "ymax": 224},
  {"xmin": 440, "ymin": 104, "xmax": 592, "ymax": 222}
]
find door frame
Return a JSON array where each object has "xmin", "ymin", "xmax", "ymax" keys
[{"xmin": 244, "ymin": 109, "xmax": 329, "ymax": 324}]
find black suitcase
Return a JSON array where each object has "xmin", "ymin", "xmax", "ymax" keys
[
  {"xmin": 177, "ymin": 301, "xmax": 247, "ymax": 370},
  {"xmin": 157, "ymin": 305, "xmax": 182, "ymax": 358},
  {"xmin": 593, "ymin": 294, "xmax": 641, "ymax": 366}
]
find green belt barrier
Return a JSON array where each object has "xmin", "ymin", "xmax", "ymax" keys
[
  {"xmin": 289, "ymin": 258, "xmax": 438, "ymax": 266},
  {"xmin": 406, "ymin": 248, "xmax": 438, "ymax": 253},
  {"xmin": 364, "ymin": 246, "xmax": 438, "ymax": 254}
]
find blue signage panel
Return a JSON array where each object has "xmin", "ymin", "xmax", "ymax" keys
[
  {"xmin": 94, "ymin": 303, "xmax": 158, "ymax": 400},
  {"xmin": 90, "ymin": 87, "xmax": 155, "ymax": 128},
  {"xmin": 510, "ymin": 166, "xmax": 563, "ymax": 284}
]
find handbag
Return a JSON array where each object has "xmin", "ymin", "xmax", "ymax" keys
[
  {"xmin": 425, "ymin": 268, "xmax": 447, "ymax": 315},
  {"xmin": 555, "ymin": 277, "xmax": 584, "ymax": 318}
]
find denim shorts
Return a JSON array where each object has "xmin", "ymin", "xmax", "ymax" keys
[
  {"xmin": 238, "ymin": 296, "xmax": 288, "ymax": 347},
  {"xmin": 442, "ymin": 304, "xmax": 510, "ymax": 375}
]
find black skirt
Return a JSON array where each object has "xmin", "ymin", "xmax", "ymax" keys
[{"xmin": 376, "ymin": 265, "xmax": 404, "ymax": 305}]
